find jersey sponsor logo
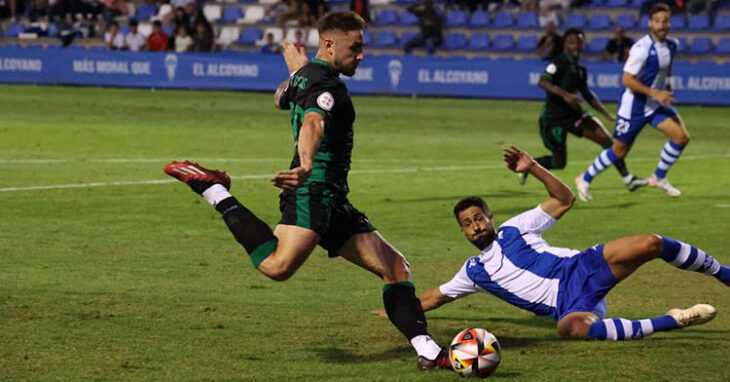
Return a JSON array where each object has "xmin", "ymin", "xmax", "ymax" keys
[
  {"xmin": 546, "ymin": 63, "xmax": 557, "ymax": 75},
  {"xmin": 317, "ymin": 91, "xmax": 334, "ymax": 111}
]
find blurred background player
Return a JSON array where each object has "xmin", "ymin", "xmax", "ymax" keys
[
  {"xmin": 525, "ymin": 28, "xmax": 646, "ymax": 193},
  {"xmin": 165, "ymin": 12, "xmax": 449, "ymax": 371},
  {"xmin": 376, "ymin": 146, "xmax": 727, "ymax": 341},
  {"xmin": 576, "ymin": 3, "xmax": 687, "ymax": 201}
]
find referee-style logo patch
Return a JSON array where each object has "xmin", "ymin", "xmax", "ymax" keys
[
  {"xmin": 546, "ymin": 63, "xmax": 557, "ymax": 75},
  {"xmin": 317, "ymin": 92, "xmax": 334, "ymax": 111}
]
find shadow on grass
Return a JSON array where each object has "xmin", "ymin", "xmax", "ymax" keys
[{"xmin": 428, "ymin": 315, "xmax": 556, "ymax": 329}]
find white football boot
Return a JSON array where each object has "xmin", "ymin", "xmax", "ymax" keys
[
  {"xmin": 666, "ymin": 304, "xmax": 717, "ymax": 328},
  {"xmin": 649, "ymin": 175, "xmax": 681, "ymax": 197}
]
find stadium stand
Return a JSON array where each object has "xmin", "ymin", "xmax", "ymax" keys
[{"xmin": 2, "ymin": 0, "xmax": 729, "ymax": 64}]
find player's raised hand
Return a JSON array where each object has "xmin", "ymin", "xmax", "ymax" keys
[
  {"xmin": 270, "ymin": 166, "xmax": 311, "ymax": 190},
  {"xmin": 651, "ymin": 89, "xmax": 675, "ymax": 107},
  {"xmin": 503, "ymin": 146, "xmax": 535, "ymax": 174},
  {"xmin": 282, "ymin": 40, "xmax": 308, "ymax": 75}
]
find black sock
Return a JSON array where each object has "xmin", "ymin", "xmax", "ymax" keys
[
  {"xmin": 383, "ymin": 282, "xmax": 429, "ymax": 340},
  {"xmin": 215, "ymin": 197, "xmax": 277, "ymax": 268},
  {"xmin": 614, "ymin": 158, "xmax": 630, "ymax": 178},
  {"xmin": 536, "ymin": 156, "xmax": 555, "ymax": 169}
]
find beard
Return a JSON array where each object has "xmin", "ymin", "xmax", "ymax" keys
[{"xmin": 471, "ymin": 230, "xmax": 497, "ymax": 250}]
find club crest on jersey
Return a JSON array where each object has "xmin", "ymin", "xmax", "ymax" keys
[
  {"xmin": 546, "ymin": 63, "xmax": 557, "ymax": 75},
  {"xmin": 317, "ymin": 92, "xmax": 334, "ymax": 111}
]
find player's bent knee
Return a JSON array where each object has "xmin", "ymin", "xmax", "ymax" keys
[{"xmin": 644, "ymin": 234, "xmax": 664, "ymax": 255}]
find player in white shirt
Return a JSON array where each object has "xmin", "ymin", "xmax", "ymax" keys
[
  {"xmin": 376, "ymin": 146, "xmax": 727, "ymax": 341},
  {"xmin": 575, "ymin": 3, "xmax": 688, "ymax": 200}
]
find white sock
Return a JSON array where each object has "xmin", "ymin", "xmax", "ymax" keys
[
  {"xmin": 622, "ymin": 174, "xmax": 634, "ymax": 184},
  {"xmin": 410, "ymin": 335, "xmax": 441, "ymax": 360},
  {"xmin": 201, "ymin": 184, "xmax": 232, "ymax": 207}
]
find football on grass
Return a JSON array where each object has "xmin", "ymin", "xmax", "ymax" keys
[{"xmin": 449, "ymin": 327, "xmax": 501, "ymax": 378}]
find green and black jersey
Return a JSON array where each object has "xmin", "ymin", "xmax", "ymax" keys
[
  {"xmin": 278, "ymin": 58, "xmax": 355, "ymax": 195},
  {"xmin": 541, "ymin": 52, "xmax": 590, "ymax": 123}
]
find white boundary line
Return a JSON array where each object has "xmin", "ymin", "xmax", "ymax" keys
[{"xmin": 0, "ymin": 153, "xmax": 728, "ymax": 193}]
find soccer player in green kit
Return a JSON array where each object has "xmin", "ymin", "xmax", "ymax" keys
[
  {"xmin": 164, "ymin": 12, "xmax": 450, "ymax": 370},
  {"xmin": 524, "ymin": 28, "xmax": 648, "ymax": 193}
]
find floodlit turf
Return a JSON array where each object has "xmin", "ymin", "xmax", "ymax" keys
[{"xmin": 0, "ymin": 84, "xmax": 728, "ymax": 381}]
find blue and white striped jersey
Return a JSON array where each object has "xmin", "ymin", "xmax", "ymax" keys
[
  {"xmin": 617, "ymin": 34, "xmax": 678, "ymax": 119},
  {"xmin": 439, "ymin": 205, "xmax": 580, "ymax": 319}
]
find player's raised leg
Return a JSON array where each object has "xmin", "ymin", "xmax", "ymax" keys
[
  {"xmin": 581, "ymin": 116, "xmax": 647, "ymax": 191},
  {"xmin": 602, "ymin": 234, "xmax": 730, "ymax": 284},
  {"xmin": 338, "ymin": 232, "xmax": 450, "ymax": 370},
  {"xmin": 650, "ymin": 113, "xmax": 689, "ymax": 197},
  {"xmin": 164, "ymin": 161, "xmax": 319, "ymax": 281}
]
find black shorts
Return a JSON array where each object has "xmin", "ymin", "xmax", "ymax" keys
[
  {"xmin": 539, "ymin": 112, "xmax": 592, "ymax": 153},
  {"xmin": 278, "ymin": 182, "xmax": 376, "ymax": 257}
]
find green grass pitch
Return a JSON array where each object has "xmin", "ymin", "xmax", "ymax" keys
[{"xmin": 0, "ymin": 84, "xmax": 728, "ymax": 381}]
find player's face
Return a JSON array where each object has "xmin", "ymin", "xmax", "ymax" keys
[
  {"xmin": 564, "ymin": 34, "xmax": 584, "ymax": 60},
  {"xmin": 649, "ymin": 11, "xmax": 671, "ymax": 41},
  {"xmin": 458, "ymin": 206, "xmax": 496, "ymax": 250},
  {"xmin": 333, "ymin": 30, "xmax": 364, "ymax": 77}
]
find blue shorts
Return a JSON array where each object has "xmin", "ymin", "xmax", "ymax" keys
[
  {"xmin": 556, "ymin": 244, "xmax": 617, "ymax": 321},
  {"xmin": 613, "ymin": 106, "xmax": 679, "ymax": 145}
]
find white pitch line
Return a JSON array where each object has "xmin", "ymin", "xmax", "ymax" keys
[
  {"xmin": 0, "ymin": 153, "xmax": 727, "ymax": 193},
  {"xmin": 716, "ymin": 204, "xmax": 730, "ymax": 208}
]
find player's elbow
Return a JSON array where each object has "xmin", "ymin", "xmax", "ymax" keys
[{"xmin": 563, "ymin": 192, "xmax": 576, "ymax": 209}]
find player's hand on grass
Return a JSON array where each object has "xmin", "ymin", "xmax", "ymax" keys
[
  {"xmin": 270, "ymin": 166, "xmax": 312, "ymax": 190},
  {"xmin": 282, "ymin": 40, "xmax": 308, "ymax": 75},
  {"xmin": 370, "ymin": 309, "xmax": 388, "ymax": 318},
  {"xmin": 503, "ymin": 146, "xmax": 535, "ymax": 174},
  {"xmin": 650, "ymin": 89, "xmax": 675, "ymax": 107},
  {"xmin": 562, "ymin": 93, "xmax": 582, "ymax": 110}
]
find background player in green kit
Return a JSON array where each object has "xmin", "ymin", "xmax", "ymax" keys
[
  {"xmin": 164, "ymin": 12, "xmax": 450, "ymax": 370},
  {"xmin": 525, "ymin": 28, "xmax": 648, "ymax": 192}
]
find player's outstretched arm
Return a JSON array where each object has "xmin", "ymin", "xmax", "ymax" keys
[
  {"xmin": 581, "ymin": 87, "xmax": 615, "ymax": 122},
  {"xmin": 538, "ymin": 75, "xmax": 582, "ymax": 110},
  {"xmin": 503, "ymin": 146, "xmax": 575, "ymax": 220}
]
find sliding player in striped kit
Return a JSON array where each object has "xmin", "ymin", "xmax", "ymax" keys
[
  {"xmin": 575, "ymin": 3, "xmax": 688, "ymax": 201},
  {"xmin": 376, "ymin": 146, "xmax": 728, "ymax": 341}
]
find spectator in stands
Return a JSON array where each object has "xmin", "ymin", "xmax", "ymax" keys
[
  {"xmin": 293, "ymin": 29, "xmax": 306, "ymax": 51},
  {"xmin": 183, "ymin": 2, "xmax": 210, "ymax": 37},
  {"xmin": 537, "ymin": 21, "xmax": 563, "ymax": 60},
  {"xmin": 602, "ymin": 26, "xmax": 634, "ymax": 62},
  {"xmin": 304, "ymin": 0, "xmax": 326, "ymax": 25},
  {"xmin": 192, "ymin": 20, "xmax": 215, "ymax": 52},
  {"xmin": 268, "ymin": 0, "xmax": 308, "ymax": 30},
  {"xmin": 403, "ymin": 0, "xmax": 443, "ymax": 55},
  {"xmin": 174, "ymin": 25, "xmax": 193, "ymax": 52},
  {"xmin": 146, "ymin": 20, "xmax": 169, "ymax": 51},
  {"xmin": 173, "ymin": 6, "xmax": 191, "ymax": 34},
  {"xmin": 102, "ymin": 0, "xmax": 128, "ymax": 26},
  {"xmin": 171, "ymin": 0, "xmax": 193, "ymax": 10},
  {"xmin": 104, "ymin": 21, "xmax": 125, "ymax": 50},
  {"xmin": 125, "ymin": 19, "xmax": 146, "ymax": 51},
  {"xmin": 261, "ymin": 32, "xmax": 282, "ymax": 54},
  {"xmin": 350, "ymin": 0, "xmax": 369, "ymax": 22}
]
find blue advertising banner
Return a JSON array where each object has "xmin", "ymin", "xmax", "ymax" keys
[{"xmin": 2, "ymin": 46, "xmax": 729, "ymax": 105}]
